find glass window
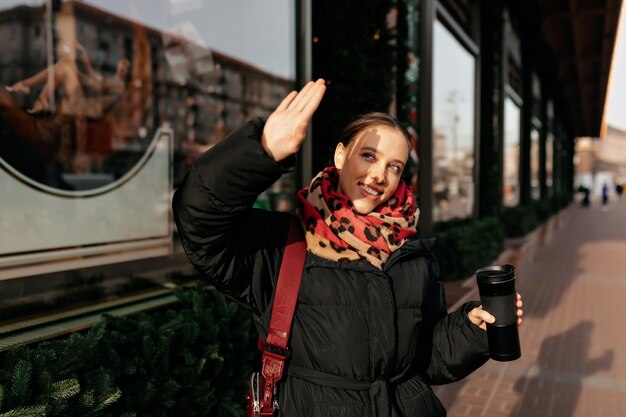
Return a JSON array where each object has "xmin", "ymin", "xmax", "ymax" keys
[
  {"xmin": 530, "ymin": 73, "xmax": 541, "ymax": 200},
  {"xmin": 432, "ymin": 20, "xmax": 476, "ymax": 222},
  {"xmin": 546, "ymin": 133, "xmax": 554, "ymax": 193},
  {"xmin": 0, "ymin": 0, "xmax": 296, "ymax": 325},
  {"xmin": 530, "ymin": 128, "xmax": 540, "ymax": 200},
  {"xmin": 503, "ymin": 96, "xmax": 521, "ymax": 207},
  {"xmin": 546, "ymin": 100, "xmax": 554, "ymax": 194}
]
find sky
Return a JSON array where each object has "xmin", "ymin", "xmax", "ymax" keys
[
  {"xmin": 1, "ymin": 0, "xmax": 295, "ymax": 79},
  {"xmin": 605, "ymin": 4, "xmax": 626, "ymax": 132},
  {"xmin": 83, "ymin": 0, "xmax": 295, "ymax": 79}
]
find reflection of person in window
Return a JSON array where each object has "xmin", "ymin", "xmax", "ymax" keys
[
  {"xmin": 0, "ymin": 23, "xmax": 151, "ymax": 190},
  {"xmin": 0, "ymin": 44, "xmax": 131, "ymax": 182},
  {"xmin": 7, "ymin": 41, "xmax": 130, "ymax": 117}
]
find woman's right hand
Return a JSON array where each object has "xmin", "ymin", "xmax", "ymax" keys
[{"xmin": 261, "ymin": 79, "xmax": 326, "ymax": 161}]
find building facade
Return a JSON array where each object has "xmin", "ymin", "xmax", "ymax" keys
[{"xmin": 0, "ymin": 0, "xmax": 621, "ymax": 341}]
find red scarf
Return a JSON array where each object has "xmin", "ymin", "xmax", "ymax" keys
[{"xmin": 296, "ymin": 167, "xmax": 419, "ymax": 269}]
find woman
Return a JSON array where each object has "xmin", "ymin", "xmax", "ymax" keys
[{"xmin": 173, "ymin": 79, "xmax": 523, "ymax": 416}]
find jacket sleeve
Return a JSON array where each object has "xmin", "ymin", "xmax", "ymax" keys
[
  {"xmin": 172, "ymin": 118, "xmax": 295, "ymax": 315},
  {"xmin": 417, "ymin": 254, "xmax": 490, "ymax": 385}
]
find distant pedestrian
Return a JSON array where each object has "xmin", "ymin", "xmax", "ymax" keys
[
  {"xmin": 602, "ymin": 183, "xmax": 609, "ymax": 206},
  {"xmin": 582, "ymin": 187, "xmax": 591, "ymax": 207},
  {"xmin": 616, "ymin": 183, "xmax": 623, "ymax": 200}
]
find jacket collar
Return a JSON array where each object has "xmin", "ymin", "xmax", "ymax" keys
[{"xmin": 305, "ymin": 238, "xmax": 435, "ymax": 272}]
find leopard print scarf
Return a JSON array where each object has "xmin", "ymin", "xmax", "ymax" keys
[{"xmin": 296, "ymin": 167, "xmax": 419, "ymax": 269}]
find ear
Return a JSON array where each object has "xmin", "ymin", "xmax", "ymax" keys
[{"xmin": 334, "ymin": 142, "xmax": 346, "ymax": 169}]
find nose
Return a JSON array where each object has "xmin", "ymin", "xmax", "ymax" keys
[{"xmin": 370, "ymin": 162, "xmax": 386, "ymax": 184}]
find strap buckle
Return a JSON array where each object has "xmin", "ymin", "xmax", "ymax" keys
[{"xmin": 259, "ymin": 350, "xmax": 286, "ymax": 416}]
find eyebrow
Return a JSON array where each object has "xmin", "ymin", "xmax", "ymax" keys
[{"xmin": 361, "ymin": 146, "xmax": 406, "ymax": 165}]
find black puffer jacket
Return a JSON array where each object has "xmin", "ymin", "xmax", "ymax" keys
[{"xmin": 172, "ymin": 119, "xmax": 489, "ymax": 417}]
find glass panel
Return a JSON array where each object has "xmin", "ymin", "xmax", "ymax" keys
[
  {"xmin": 546, "ymin": 133, "xmax": 554, "ymax": 193},
  {"xmin": 0, "ymin": 0, "xmax": 295, "ymax": 325},
  {"xmin": 503, "ymin": 96, "xmax": 520, "ymax": 207},
  {"xmin": 432, "ymin": 20, "xmax": 475, "ymax": 221},
  {"xmin": 530, "ymin": 128, "xmax": 540, "ymax": 200},
  {"xmin": 530, "ymin": 73, "xmax": 541, "ymax": 201},
  {"xmin": 546, "ymin": 100, "xmax": 554, "ymax": 195}
]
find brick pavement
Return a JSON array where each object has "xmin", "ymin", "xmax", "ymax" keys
[{"xmin": 433, "ymin": 199, "xmax": 626, "ymax": 417}]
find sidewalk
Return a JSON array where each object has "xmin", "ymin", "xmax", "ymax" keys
[{"xmin": 434, "ymin": 198, "xmax": 626, "ymax": 417}]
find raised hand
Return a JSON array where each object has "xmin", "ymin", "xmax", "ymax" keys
[{"xmin": 261, "ymin": 79, "xmax": 326, "ymax": 161}]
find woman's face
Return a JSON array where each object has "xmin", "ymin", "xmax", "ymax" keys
[{"xmin": 334, "ymin": 125, "xmax": 410, "ymax": 214}]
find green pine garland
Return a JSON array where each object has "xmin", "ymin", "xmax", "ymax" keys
[{"xmin": 0, "ymin": 284, "xmax": 257, "ymax": 416}]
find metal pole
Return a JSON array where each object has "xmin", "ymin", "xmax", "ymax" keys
[
  {"xmin": 45, "ymin": 0, "xmax": 56, "ymax": 113},
  {"xmin": 419, "ymin": 0, "xmax": 435, "ymax": 237},
  {"xmin": 296, "ymin": 0, "xmax": 312, "ymax": 188}
]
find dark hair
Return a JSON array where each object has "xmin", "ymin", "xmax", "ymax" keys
[{"xmin": 338, "ymin": 112, "xmax": 411, "ymax": 146}]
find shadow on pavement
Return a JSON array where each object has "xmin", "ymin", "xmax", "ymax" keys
[{"xmin": 512, "ymin": 320, "xmax": 613, "ymax": 417}]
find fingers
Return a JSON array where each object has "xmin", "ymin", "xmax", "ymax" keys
[
  {"xmin": 288, "ymin": 80, "xmax": 315, "ymax": 110},
  {"xmin": 516, "ymin": 292, "xmax": 524, "ymax": 326},
  {"xmin": 470, "ymin": 295, "xmax": 525, "ymax": 329},
  {"xmin": 295, "ymin": 78, "xmax": 325, "ymax": 112},
  {"xmin": 276, "ymin": 90, "xmax": 297, "ymax": 112},
  {"xmin": 300, "ymin": 80, "xmax": 326, "ymax": 119},
  {"xmin": 288, "ymin": 79, "xmax": 326, "ymax": 114},
  {"xmin": 467, "ymin": 306, "xmax": 495, "ymax": 330},
  {"xmin": 475, "ymin": 307, "xmax": 495, "ymax": 325}
]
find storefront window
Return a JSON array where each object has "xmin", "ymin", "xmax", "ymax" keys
[
  {"xmin": 0, "ymin": 0, "xmax": 295, "ymax": 325},
  {"xmin": 546, "ymin": 100, "xmax": 555, "ymax": 194},
  {"xmin": 530, "ymin": 73, "xmax": 541, "ymax": 200},
  {"xmin": 432, "ymin": 20, "xmax": 476, "ymax": 221},
  {"xmin": 546, "ymin": 133, "xmax": 554, "ymax": 194},
  {"xmin": 531, "ymin": 128, "xmax": 540, "ymax": 200},
  {"xmin": 503, "ymin": 96, "xmax": 521, "ymax": 207}
]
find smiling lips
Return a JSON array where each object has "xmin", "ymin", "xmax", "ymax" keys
[{"xmin": 359, "ymin": 182, "xmax": 382, "ymax": 197}]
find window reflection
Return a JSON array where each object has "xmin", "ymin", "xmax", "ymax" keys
[
  {"xmin": 0, "ymin": 0, "xmax": 295, "ymax": 203},
  {"xmin": 530, "ymin": 73, "xmax": 541, "ymax": 200},
  {"xmin": 546, "ymin": 100, "xmax": 554, "ymax": 194},
  {"xmin": 0, "ymin": 0, "xmax": 296, "ymax": 325},
  {"xmin": 503, "ymin": 96, "xmax": 520, "ymax": 207},
  {"xmin": 432, "ymin": 20, "xmax": 475, "ymax": 222},
  {"xmin": 530, "ymin": 128, "xmax": 540, "ymax": 200},
  {"xmin": 546, "ymin": 133, "xmax": 554, "ymax": 193}
]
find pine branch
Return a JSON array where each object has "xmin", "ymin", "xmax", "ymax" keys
[
  {"xmin": 47, "ymin": 379, "xmax": 80, "ymax": 401},
  {"xmin": 84, "ymin": 388, "xmax": 121, "ymax": 416},
  {"xmin": 0, "ymin": 405, "xmax": 46, "ymax": 417},
  {"xmin": 10, "ymin": 361, "xmax": 32, "ymax": 405},
  {"xmin": 78, "ymin": 390, "xmax": 95, "ymax": 409}
]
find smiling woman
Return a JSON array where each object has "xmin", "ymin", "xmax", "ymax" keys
[
  {"xmin": 173, "ymin": 80, "xmax": 523, "ymax": 417},
  {"xmin": 333, "ymin": 115, "xmax": 411, "ymax": 214}
]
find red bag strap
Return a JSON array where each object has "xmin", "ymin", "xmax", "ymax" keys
[
  {"xmin": 259, "ymin": 215, "xmax": 306, "ymax": 412},
  {"xmin": 266, "ymin": 216, "xmax": 306, "ymax": 350}
]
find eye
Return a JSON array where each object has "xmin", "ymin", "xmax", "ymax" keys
[
  {"xmin": 361, "ymin": 152, "xmax": 376, "ymax": 161},
  {"xmin": 389, "ymin": 164, "xmax": 402, "ymax": 174}
]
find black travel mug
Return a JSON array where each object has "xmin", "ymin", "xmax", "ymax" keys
[{"xmin": 476, "ymin": 264, "xmax": 521, "ymax": 361}]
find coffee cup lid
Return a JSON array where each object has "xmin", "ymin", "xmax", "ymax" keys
[{"xmin": 476, "ymin": 264, "xmax": 515, "ymax": 283}]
